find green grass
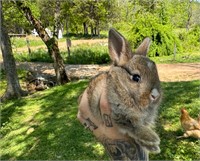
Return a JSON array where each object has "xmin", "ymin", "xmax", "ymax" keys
[
  {"xmin": 150, "ymin": 51, "xmax": 200, "ymax": 64},
  {"xmin": 0, "ymin": 70, "xmax": 6, "ymax": 96},
  {"xmin": 10, "ymin": 34, "xmax": 106, "ymax": 49},
  {"xmin": 13, "ymin": 44, "xmax": 200, "ymax": 64},
  {"xmin": 9, "ymin": 31, "xmax": 200, "ymax": 64},
  {"xmin": 14, "ymin": 49, "xmax": 53, "ymax": 63},
  {"xmin": 14, "ymin": 44, "xmax": 110, "ymax": 64},
  {"xmin": 66, "ymin": 44, "xmax": 110, "ymax": 64},
  {"xmin": 10, "ymin": 37, "xmax": 44, "ymax": 48},
  {"xmin": 1, "ymin": 80, "xmax": 109, "ymax": 160},
  {"xmin": 1, "ymin": 79, "xmax": 200, "ymax": 160},
  {"xmin": 151, "ymin": 80, "xmax": 200, "ymax": 160}
]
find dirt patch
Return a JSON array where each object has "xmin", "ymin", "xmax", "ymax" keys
[
  {"xmin": 157, "ymin": 63, "xmax": 200, "ymax": 82},
  {"xmin": 66, "ymin": 63, "xmax": 200, "ymax": 82},
  {"xmin": 13, "ymin": 62, "xmax": 200, "ymax": 82}
]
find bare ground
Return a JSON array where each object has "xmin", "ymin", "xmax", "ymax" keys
[{"xmin": 14, "ymin": 62, "xmax": 200, "ymax": 82}]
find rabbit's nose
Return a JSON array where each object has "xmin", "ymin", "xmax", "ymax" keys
[{"xmin": 150, "ymin": 88, "xmax": 160, "ymax": 101}]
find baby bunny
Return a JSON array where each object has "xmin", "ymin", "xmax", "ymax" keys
[{"xmin": 78, "ymin": 28, "xmax": 162, "ymax": 153}]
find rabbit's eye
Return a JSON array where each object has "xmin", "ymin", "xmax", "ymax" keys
[{"xmin": 131, "ymin": 74, "xmax": 141, "ymax": 82}]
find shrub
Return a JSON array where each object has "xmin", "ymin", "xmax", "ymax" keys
[
  {"xmin": 14, "ymin": 48, "xmax": 53, "ymax": 63},
  {"xmin": 29, "ymin": 49, "xmax": 52, "ymax": 62},
  {"xmin": 189, "ymin": 25, "xmax": 200, "ymax": 42},
  {"xmin": 115, "ymin": 14, "xmax": 181, "ymax": 57},
  {"xmin": 178, "ymin": 25, "xmax": 200, "ymax": 52},
  {"xmin": 66, "ymin": 44, "xmax": 110, "ymax": 64},
  {"xmin": 14, "ymin": 44, "xmax": 110, "ymax": 65}
]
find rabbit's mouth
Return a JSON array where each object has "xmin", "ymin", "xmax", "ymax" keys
[
  {"xmin": 137, "ymin": 89, "xmax": 161, "ymax": 110},
  {"xmin": 150, "ymin": 88, "xmax": 161, "ymax": 102}
]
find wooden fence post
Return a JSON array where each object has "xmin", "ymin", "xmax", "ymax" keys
[
  {"xmin": 26, "ymin": 36, "xmax": 31, "ymax": 55},
  {"xmin": 66, "ymin": 38, "xmax": 71, "ymax": 57}
]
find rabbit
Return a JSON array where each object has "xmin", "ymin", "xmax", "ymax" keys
[{"xmin": 78, "ymin": 28, "xmax": 162, "ymax": 153}]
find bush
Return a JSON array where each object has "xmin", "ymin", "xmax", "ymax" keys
[
  {"xmin": 115, "ymin": 14, "xmax": 181, "ymax": 57},
  {"xmin": 188, "ymin": 25, "xmax": 200, "ymax": 42},
  {"xmin": 14, "ymin": 44, "xmax": 110, "ymax": 65},
  {"xmin": 14, "ymin": 48, "xmax": 53, "ymax": 63},
  {"xmin": 66, "ymin": 44, "xmax": 110, "ymax": 64},
  {"xmin": 178, "ymin": 25, "xmax": 200, "ymax": 52}
]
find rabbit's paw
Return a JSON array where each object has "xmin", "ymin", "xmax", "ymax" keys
[
  {"xmin": 140, "ymin": 141, "xmax": 160, "ymax": 153},
  {"xmin": 129, "ymin": 127, "xmax": 160, "ymax": 153}
]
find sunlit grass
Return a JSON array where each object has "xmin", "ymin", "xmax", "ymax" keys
[
  {"xmin": 150, "ymin": 80, "xmax": 200, "ymax": 160},
  {"xmin": 1, "ymin": 80, "xmax": 109, "ymax": 160},
  {"xmin": 12, "ymin": 44, "xmax": 200, "ymax": 64},
  {"xmin": 10, "ymin": 36, "xmax": 44, "ymax": 48},
  {"xmin": 151, "ymin": 50, "xmax": 200, "ymax": 64},
  {"xmin": 1, "ymin": 78, "xmax": 200, "ymax": 160}
]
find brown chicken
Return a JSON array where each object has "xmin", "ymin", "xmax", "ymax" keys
[
  {"xmin": 177, "ymin": 108, "xmax": 200, "ymax": 139},
  {"xmin": 177, "ymin": 130, "xmax": 200, "ymax": 139},
  {"xmin": 180, "ymin": 108, "xmax": 200, "ymax": 131}
]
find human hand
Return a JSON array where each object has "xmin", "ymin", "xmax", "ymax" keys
[{"xmin": 77, "ymin": 90, "xmax": 148, "ymax": 160}]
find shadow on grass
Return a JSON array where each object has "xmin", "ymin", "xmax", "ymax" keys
[
  {"xmin": 1, "ymin": 80, "xmax": 199, "ymax": 160},
  {"xmin": 1, "ymin": 80, "xmax": 108, "ymax": 160},
  {"xmin": 1, "ymin": 99, "xmax": 27, "ymax": 127}
]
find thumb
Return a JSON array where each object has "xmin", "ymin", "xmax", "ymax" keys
[{"xmin": 99, "ymin": 90, "xmax": 113, "ymax": 127}]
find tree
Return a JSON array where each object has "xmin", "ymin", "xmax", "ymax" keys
[
  {"xmin": 2, "ymin": 1, "xmax": 32, "ymax": 34},
  {"xmin": 60, "ymin": 0, "xmax": 117, "ymax": 36},
  {"xmin": 12, "ymin": 0, "xmax": 69, "ymax": 85},
  {"xmin": 53, "ymin": 0, "xmax": 61, "ymax": 38},
  {"xmin": 186, "ymin": 0, "xmax": 193, "ymax": 31},
  {"xmin": 0, "ymin": 1, "xmax": 27, "ymax": 101},
  {"xmin": 191, "ymin": 1, "xmax": 200, "ymax": 26},
  {"xmin": 37, "ymin": 0, "xmax": 55, "ymax": 28},
  {"xmin": 61, "ymin": 0, "xmax": 74, "ymax": 35}
]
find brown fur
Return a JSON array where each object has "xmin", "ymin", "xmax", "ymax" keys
[{"xmin": 78, "ymin": 28, "xmax": 162, "ymax": 153}]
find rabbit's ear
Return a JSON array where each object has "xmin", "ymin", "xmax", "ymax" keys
[
  {"xmin": 135, "ymin": 37, "xmax": 151, "ymax": 56},
  {"xmin": 109, "ymin": 28, "xmax": 133, "ymax": 66}
]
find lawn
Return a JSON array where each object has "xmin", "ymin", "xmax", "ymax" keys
[
  {"xmin": 11, "ymin": 44, "xmax": 200, "ymax": 65},
  {"xmin": 4, "ymin": 35, "xmax": 200, "ymax": 64},
  {"xmin": 0, "ymin": 80, "xmax": 108, "ymax": 160},
  {"xmin": 1, "ymin": 79, "xmax": 200, "ymax": 160}
]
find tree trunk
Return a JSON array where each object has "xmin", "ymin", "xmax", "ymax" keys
[
  {"xmin": 91, "ymin": 25, "xmax": 94, "ymax": 36},
  {"xmin": 96, "ymin": 20, "xmax": 100, "ymax": 37},
  {"xmin": 186, "ymin": 0, "xmax": 192, "ymax": 31},
  {"xmin": 46, "ymin": 38, "xmax": 69, "ymax": 84},
  {"xmin": 53, "ymin": 0, "xmax": 61, "ymax": 38},
  {"xmin": 83, "ymin": 22, "xmax": 88, "ymax": 35},
  {"xmin": 0, "ymin": 1, "xmax": 27, "ymax": 102},
  {"xmin": 94, "ymin": 27, "xmax": 97, "ymax": 36},
  {"xmin": 13, "ymin": 0, "xmax": 69, "ymax": 85},
  {"xmin": 75, "ymin": 26, "xmax": 78, "ymax": 35},
  {"xmin": 66, "ymin": 15, "xmax": 70, "ymax": 36}
]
